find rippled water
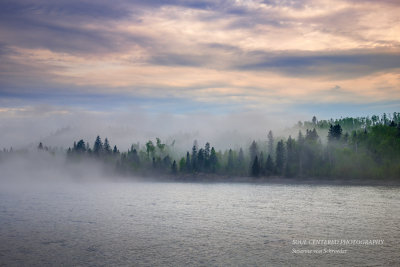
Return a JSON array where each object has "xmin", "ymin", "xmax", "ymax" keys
[{"xmin": 0, "ymin": 181, "xmax": 399, "ymax": 266}]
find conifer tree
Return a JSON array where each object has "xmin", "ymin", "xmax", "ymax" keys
[
  {"xmin": 275, "ymin": 140, "xmax": 285, "ymax": 175},
  {"xmin": 104, "ymin": 138, "xmax": 111, "ymax": 154},
  {"xmin": 265, "ymin": 154, "xmax": 274, "ymax": 176},
  {"xmin": 267, "ymin": 130, "xmax": 274, "ymax": 158},
  {"xmin": 251, "ymin": 155, "xmax": 260, "ymax": 177},
  {"xmin": 209, "ymin": 147, "xmax": 218, "ymax": 173},
  {"xmin": 185, "ymin": 151, "xmax": 191, "ymax": 172},
  {"xmin": 93, "ymin": 136, "xmax": 103, "ymax": 155}
]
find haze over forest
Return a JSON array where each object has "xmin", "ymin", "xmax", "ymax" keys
[
  {"xmin": 0, "ymin": 0, "xmax": 400, "ymax": 181},
  {"xmin": 2, "ymin": 113, "xmax": 399, "ymax": 182}
]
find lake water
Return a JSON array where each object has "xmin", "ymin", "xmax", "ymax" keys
[{"xmin": 0, "ymin": 181, "xmax": 399, "ymax": 266}]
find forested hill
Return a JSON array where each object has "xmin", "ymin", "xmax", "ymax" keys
[{"xmin": 2, "ymin": 113, "xmax": 400, "ymax": 180}]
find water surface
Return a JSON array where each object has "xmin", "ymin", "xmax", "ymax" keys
[{"xmin": 0, "ymin": 181, "xmax": 399, "ymax": 266}]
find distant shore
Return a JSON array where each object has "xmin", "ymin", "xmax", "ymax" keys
[{"xmin": 131, "ymin": 173, "xmax": 400, "ymax": 186}]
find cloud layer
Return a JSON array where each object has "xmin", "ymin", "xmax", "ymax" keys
[{"xmin": 0, "ymin": 0, "xmax": 399, "ymax": 139}]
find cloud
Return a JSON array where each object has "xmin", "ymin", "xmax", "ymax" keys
[
  {"xmin": 0, "ymin": 0, "xmax": 399, "ymax": 118},
  {"xmin": 236, "ymin": 50, "xmax": 400, "ymax": 78}
]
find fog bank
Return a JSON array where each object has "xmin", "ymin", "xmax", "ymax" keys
[{"xmin": 0, "ymin": 106, "xmax": 305, "ymax": 152}]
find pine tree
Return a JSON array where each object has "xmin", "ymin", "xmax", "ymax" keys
[
  {"xmin": 265, "ymin": 154, "xmax": 274, "ymax": 176},
  {"xmin": 191, "ymin": 142, "xmax": 198, "ymax": 171},
  {"xmin": 251, "ymin": 155, "xmax": 260, "ymax": 177},
  {"xmin": 275, "ymin": 140, "xmax": 285, "ymax": 175},
  {"xmin": 76, "ymin": 139, "xmax": 86, "ymax": 152},
  {"xmin": 285, "ymin": 136, "xmax": 297, "ymax": 177},
  {"xmin": 249, "ymin": 140, "xmax": 258, "ymax": 162},
  {"xmin": 104, "ymin": 138, "xmax": 111, "ymax": 154},
  {"xmin": 93, "ymin": 136, "xmax": 103, "ymax": 155},
  {"xmin": 204, "ymin": 142, "xmax": 211, "ymax": 171},
  {"xmin": 328, "ymin": 124, "xmax": 342, "ymax": 142},
  {"xmin": 312, "ymin": 116, "xmax": 317, "ymax": 126},
  {"xmin": 209, "ymin": 147, "xmax": 218, "ymax": 173},
  {"xmin": 197, "ymin": 148, "xmax": 205, "ymax": 172},
  {"xmin": 267, "ymin": 130, "xmax": 274, "ymax": 158},
  {"xmin": 185, "ymin": 151, "xmax": 191, "ymax": 172},
  {"xmin": 259, "ymin": 152, "xmax": 265, "ymax": 175}
]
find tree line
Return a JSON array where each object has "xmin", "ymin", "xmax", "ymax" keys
[{"xmin": 2, "ymin": 113, "xmax": 400, "ymax": 180}]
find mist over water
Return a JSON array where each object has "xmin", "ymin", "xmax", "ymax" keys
[
  {"xmin": 1, "ymin": 141, "xmax": 399, "ymax": 266},
  {"xmin": 1, "ymin": 110, "xmax": 399, "ymax": 266},
  {"xmin": 0, "ymin": 181, "xmax": 399, "ymax": 266}
]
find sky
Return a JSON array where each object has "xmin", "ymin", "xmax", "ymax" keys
[{"xmin": 0, "ymin": 0, "xmax": 400, "ymax": 148}]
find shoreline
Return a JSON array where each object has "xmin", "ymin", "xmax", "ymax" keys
[{"xmin": 130, "ymin": 173, "xmax": 400, "ymax": 187}]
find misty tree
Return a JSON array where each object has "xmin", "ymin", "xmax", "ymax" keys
[
  {"xmin": 267, "ymin": 130, "xmax": 274, "ymax": 157},
  {"xmin": 249, "ymin": 140, "xmax": 258, "ymax": 162},
  {"xmin": 312, "ymin": 116, "xmax": 317, "ymax": 126},
  {"xmin": 113, "ymin": 145, "xmax": 119, "ymax": 154},
  {"xmin": 204, "ymin": 142, "xmax": 211, "ymax": 171},
  {"xmin": 156, "ymin": 138, "xmax": 166, "ymax": 155},
  {"xmin": 104, "ymin": 138, "xmax": 111, "ymax": 154},
  {"xmin": 297, "ymin": 130, "xmax": 305, "ymax": 176},
  {"xmin": 328, "ymin": 124, "xmax": 343, "ymax": 142},
  {"xmin": 209, "ymin": 147, "xmax": 218, "ymax": 173},
  {"xmin": 76, "ymin": 139, "xmax": 86, "ymax": 153},
  {"xmin": 38, "ymin": 142, "xmax": 43, "ymax": 150},
  {"xmin": 129, "ymin": 148, "xmax": 140, "ymax": 164},
  {"xmin": 285, "ymin": 136, "xmax": 297, "ymax": 177},
  {"xmin": 162, "ymin": 155, "xmax": 171, "ymax": 170},
  {"xmin": 191, "ymin": 142, "xmax": 198, "ymax": 171},
  {"xmin": 259, "ymin": 152, "xmax": 265, "ymax": 175},
  {"xmin": 185, "ymin": 151, "xmax": 191, "ymax": 172},
  {"xmin": 305, "ymin": 128, "xmax": 319, "ymax": 142},
  {"xmin": 146, "ymin": 140, "xmax": 155, "ymax": 159},
  {"xmin": 251, "ymin": 155, "xmax": 260, "ymax": 177},
  {"xmin": 382, "ymin": 113, "xmax": 388, "ymax": 125},
  {"xmin": 275, "ymin": 140, "xmax": 285, "ymax": 175},
  {"xmin": 197, "ymin": 148, "xmax": 205, "ymax": 172},
  {"xmin": 237, "ymin": 148, "xmax": 245, "ymax": 175},
  {"xmin": 93, "ymin": 136, "xmax": 103, "ymax": 155},
  {"xmin": 265, "ymin": 154, "xmax": 274, "ymax": 176}
]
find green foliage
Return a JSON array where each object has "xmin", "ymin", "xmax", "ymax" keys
[
  {"xmin": 328, "ymin": 124, "xmax": 342, "ymax": 142},
  {"xmin": 51, "ymin": 113, "xmax": 399, "ymax": 180}
]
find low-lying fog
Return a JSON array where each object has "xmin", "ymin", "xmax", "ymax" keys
[
  {"xmin": 0, "ymin": 150, "xmax": 117, "ymax": 185},
  {"xmin": 0, "ymin": 106, "xmax": 305, "ymax": 152}
]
